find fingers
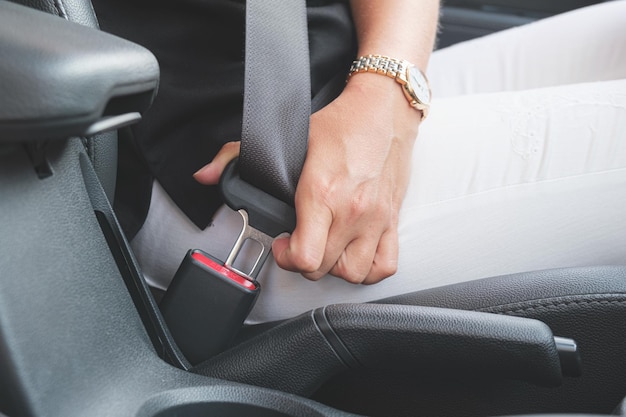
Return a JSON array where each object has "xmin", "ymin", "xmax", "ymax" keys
[
  {"xmin": 328, "ymin": 219, "xmax": 399, "ymax": 284},
  {"xmin": 329, "ymin": 235, "xmax": 382, "ymax": 284},
  {"xmin": 273, "ymin": 178, "xmax": 400, "ymax": 284},
  {"xmin": 194, "ymin": 138, "xmax": 401, "ymax": 286},
  {"xmin": 275, "ymin": 220, "xmax": 399, "ymax": 284},
  {"xmin": 273, "ymin": 187, "xmax": 334, "ymax": 279},
  {"xmin": 193, "ymin": 141, "xmax": 240, "ymax": 185},
  {"xmin": 362, "ymin": 225, "xmax": 399, "ymax": 284}
]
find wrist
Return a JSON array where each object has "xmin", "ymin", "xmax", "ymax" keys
[
  {"xmin": 345, "ymin": 72, "xmax": 423, "ymax": 127},
  {"xmin": 338, "ymin": 75, "xmax": 421, "ymax": 154}
]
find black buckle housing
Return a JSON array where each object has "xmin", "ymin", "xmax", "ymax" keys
[{"xmin": 160, "ymin": 249, "xmax": 260, "ymax": 365}]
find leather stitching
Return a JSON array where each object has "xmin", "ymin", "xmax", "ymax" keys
[
  {"xmin": 80, "ymin": 137, "xmax": 91, "ymax": 160},
  {"xmin": 477, "ymin": 296, "xmax": 626, "ymax": 315},
  {"xmin": 52, "ymin": 0, "xmax": 67, "ymax": 18},
  {"xmin": 89, "ymin": 139, "xmax": 96, "ymax": 166}
]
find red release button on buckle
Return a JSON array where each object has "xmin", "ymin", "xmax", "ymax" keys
[{"xmin": 191, "ymin": 251, "xmax": 257, "ymax": 291}]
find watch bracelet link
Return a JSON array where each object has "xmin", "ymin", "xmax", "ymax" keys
[
  {"xmin": 348, "ymin": 54, "xmax": 431, "ymax": 121},
  {"xmin": 348, "ymin": 54, "xmax": 409, "ymax": 80}
]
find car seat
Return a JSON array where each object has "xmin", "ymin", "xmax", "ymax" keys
[{"xmin": 1, "ymin": 1, "xmax": 625, "ymax": 416}]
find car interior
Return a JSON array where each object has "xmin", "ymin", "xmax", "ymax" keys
[{"xmin": 1, "ymin": 0, "xmax": 625, "ymax": 416}]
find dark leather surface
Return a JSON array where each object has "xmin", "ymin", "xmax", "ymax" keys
[
  {"xmin": 8, "ymin": 0, "xmax": 117, "ymax": 200},
  {"xmin": 8, "ymin": 0, "xmax": 98, "ymax": 27},
  {"xmin": 6, "ymin": 0, "xmax": 60, "ymax": 16},
  {"xmin": 193, "ymin": 311, "xmax": 348, "ymax": 397},
  {"xmin": 503, "ymin": 415, "xmax": 607, "ymax": 417},
  {"xmin": 82, "ymin": 131, "xmax": 117, "ymax": 201},
  {"xmin": 377, "ymin": 266, "xmax": 626, "ymax": 310},
  {"xmin": 3, "ymin": 1, "xmax": 623, "ymax": 416},
  {"xmin": 7, "ymin": 0, "xmax": 118, "ymax": 200},
  {"xmin": 79, "ymin": 147, "xmax": 190, "ymax": 370},
  {"xmin": 0, "ymin": 1, "xmax": 159, "ymax": 142},
  {"xmin": 313, "ymin": 267, "xmax": 626, "ymax": 417},
  {"xmin": 57, "ymin": 0, "xmax": 99, "ymax": 27},
  {"xmin": 324, "ymin": 304, "xmax": 563, "ymax": 387},
  {"xmin": 194, "ymin": 302, "xmax": 566, "ymax": 398}
]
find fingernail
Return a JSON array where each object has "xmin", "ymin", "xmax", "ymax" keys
[{"xmin": 274, "ymin": 232, "xmax": 291, "ymax": 240}]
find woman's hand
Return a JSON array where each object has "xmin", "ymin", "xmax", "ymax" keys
[
  {"xmin": 196, "ymin": 0, "xmax": 437, "ymax": 284},
  {"xmin": 195, "ymin": 73, "xmax": 421, "ymax": 284},
  {"xmin": 272, "ymin": 74, "xmax": 419, "ymax": 284}
]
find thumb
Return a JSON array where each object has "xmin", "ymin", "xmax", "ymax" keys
[{"xmin": 193, "ymin": 141, "xmax": 241, "ymax": 185}]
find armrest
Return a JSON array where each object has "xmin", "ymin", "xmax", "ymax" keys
[
  {"xmin": 194, "ymin": 303, "xmax": 580, "ymax": 397},
  {"xmin": 0, "ymin": 1, "xmax": 159, "ymax": 142}
]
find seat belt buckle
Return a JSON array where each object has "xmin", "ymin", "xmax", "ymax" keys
[
  {"xmin": 160, "ymin": 159, "xmax": 296, "ymax": 365},
  {"xmin": 160, "ymin": 249, "xmax": 260, "ymax": 365}
]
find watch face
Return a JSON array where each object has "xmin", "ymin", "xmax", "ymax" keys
[{"xmin": 408, "ymin": 67, "xmax": 431, "ymax": 105}]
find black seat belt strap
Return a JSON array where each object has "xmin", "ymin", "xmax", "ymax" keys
[{"xmin": 239, "ymin": 0, "xmax": 310, "ymax": 205}]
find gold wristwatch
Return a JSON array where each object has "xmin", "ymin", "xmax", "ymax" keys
[{"xmin": 348, "ymin": 54, "xmax": 431, "ymax": 121}]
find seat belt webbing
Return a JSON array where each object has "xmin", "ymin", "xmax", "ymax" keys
[{"xmin": 239, "ymin": 0, "xmax": 310, "ymax": 205}]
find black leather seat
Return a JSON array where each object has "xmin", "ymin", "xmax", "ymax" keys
[{"xmin": 1, "ymin": 1, "xmax": 625, "ymax": 416}]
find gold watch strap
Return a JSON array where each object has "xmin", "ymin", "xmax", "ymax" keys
[
  {"xmin": 348, "ymin": 54, "xmax": 409, "ymax": 80},
  {"xmin": 348, "ymin": 54, "xmax": 430, "ymax": 121}
]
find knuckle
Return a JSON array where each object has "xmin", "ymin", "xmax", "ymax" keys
[
  {"xmin": 371, "ymin": 196, "xmax": 392, "ymax": 221},
  {"xmin": 343, "ymin": 272, "xmax": 366, "ymax": 285},
  {"xmin": 315, "ymin": 182, "xmax": 334, "ymax": 206},
  {"xmin": 377, "ymin": 199, "xmax": 393, "ymax": 218},
  {"xmin": 290, "ymin": 250, "xmax": 322, "ymax": 273},
  {"xmin": 378, "ymin": 261, "xmax": 398, "ymax": 278},
  {"xmin": 348, "ymin": 192, "xmax": 392, "ymax": 222},
  {"xmin": 303, "ymin": 271, "xmax": 325, "ymax": 281},
  {"xmin": 349, "ymin": 194, "xmax": 370, "ymax": 218},
  {"xmin": 372, "ymin": 258, "xmax": 398, "ymax": 281},
  {"xmin": 335, "ymin": 263, "xmax": 368, "ymax": 284},
  {"xmin": 361, "ymin": 257, "xmax": 398, "ymax": 285},
  {"xmin": 363, "ymin": 275, "xmax": 387, "ymax": 285},
  {"xmin": 297, "ymin": 178, "xmax": 332, "ymax": 207}
]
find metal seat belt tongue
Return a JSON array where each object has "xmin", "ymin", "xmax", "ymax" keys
[
  {"xmin": 220, "ymin": 158, "xmax": 297, "ymax": 280},
  {"xmin": 224, "ymin": 210, "xmax": 274, "ymax": 280}
]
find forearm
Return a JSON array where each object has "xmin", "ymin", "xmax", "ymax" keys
[{"xmin": 349, "ymin": 0, "xmax": 440, "ymax": 72}]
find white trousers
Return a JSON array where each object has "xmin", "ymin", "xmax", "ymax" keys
[{"xmin": 131, "ymin": 1, "xmax": 626, "ymax": 323}]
